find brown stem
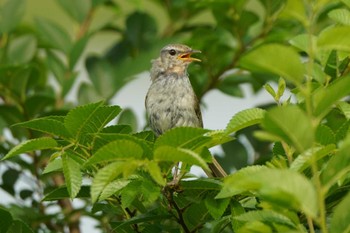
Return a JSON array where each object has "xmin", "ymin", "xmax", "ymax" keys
[
  {"xmin": 52, "ymin": 174, "xmax": 81, "ymax": 233},
  {"xmin": 76, "ymin": 9, "xmax": 95, "ymax": 40}
]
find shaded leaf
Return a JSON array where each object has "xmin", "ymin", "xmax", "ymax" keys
[
  {"xmin": 0, "ymin": 207, "xmax": 13, "ymax": 233},
  {"xmin": 35, "ymin": 17, "xmax": 72, "ymax": 53},
  {"xmin": 262, "ymin": 106, "xmax": 314, "ymax": 152},
  {"xmin": 7, "ymin": 35, "xmax": 37, "ymax": 65},
  {"xmin": 313, "ymin": 74, "xmax": 350, "ymax": 117},
  {"xmin": 57, "ymin": 0, "xmax": 91, "ymax": 23},
  {"xmin": 2, "ymin": 138, "xmax": 57, "ymax": 160},
  {"xmin": 330, "ymin": 192, "xmax": 350, "ymax": 233},
  {"xmin": 205, "ymin": 195, "xmax": 230, "ymax": 219},
  {"xmin": 43, "ymin": 186, "xmax": 90, "ymax": 201}
]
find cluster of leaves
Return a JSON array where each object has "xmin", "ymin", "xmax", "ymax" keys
[{"xmin": 1, "ymin": 0, "xmax": 350, "ymax": 232}]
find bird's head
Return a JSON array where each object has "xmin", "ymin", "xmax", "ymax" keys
[{"xmin": 153, "ymin": 44, "xmax": 201, "ymax": 76}]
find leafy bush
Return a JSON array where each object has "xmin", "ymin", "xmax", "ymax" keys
[{"xmin": 1, "ymin": 0, "xmax": 350, "ymax": 232}]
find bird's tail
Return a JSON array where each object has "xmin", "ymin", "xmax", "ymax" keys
[{"xmin": 207, "ymin": 157, "xmax": 227, "ymax": 178}]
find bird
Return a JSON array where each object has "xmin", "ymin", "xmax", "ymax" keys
[{"xmin": 145, "ymin": 44, "xmax": 227, "ymax": 179}]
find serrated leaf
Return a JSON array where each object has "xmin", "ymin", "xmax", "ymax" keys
[
  {"xmin": 290, "ymin": 144, "xmax": 336, "ymax": 172},
  {"xmin": 225, "ymin": 108, "xmax": 266, "ymax": 134},
  {"xmin": 330, "ymin": 192, "xmax": 350, "ymax": 233},
  {"xmin": 318, "ymin": 26, "xmax": 350, "ymax": 52},
  {"xmin": 146, "ymin": 161, "xmax": 165, "ymax": 186},
  {"xmin": 85, "ymin": 140, "xmax": 143, "ymax": 166},
  {"xmin": 42, "ymin": 157, "xmax": 62, "ymax": 174},
  {"xmin": 2, "ymin": 138, "xmax": 57, "ymax": 160},
  {"xmin": 90, "ymin": 161, "xmax": 130, "ymax": 202},
  {"xmin": 321, "ymin": 134, "xmax": 350, "ymax": 189},
  {"xmin": 262, "ymin": 106, "xmax": 314, "ymax": 152},
  {"xmin": 154, "ymin": 146, "xmax": 209, "ymax": 171},
  {"xmin": 313, "ymin": 74, "xmax": 350, "ymax": 117},
  {"xmin": 0, "ymin": 0, "xmax": 25, "ymax": 33},
  {"xmin": 14, "ymin": 117, "xmax": 72, "ymax": 139},
  {"xmin": 62, "ymin": 152, "xmax": 82, "ymax": 199},
  {"xmin": 43, "ymin": 186, "xmax": 90, "ymax": 201},
  {"xmin": 234, "ymin": 210, "xmax": 296, "ymax": 228},
  {"xmin": 239, "ymin": 44, "xmax": 305, "ymax": 85},
  {"xmin": 35, "ymin": 17, "xmax": 72, "ymax": 53},
  {"xmin": 155, "ymin": 127, "xmax": 209, "ymax": 148},
  {"xmin": 217, "ymin": 166, "xmax": 317, "ymax": 218},
  {"xmin": 64, "ymin": 101, "xmax": 121, "ymax": 145},
  {"xmin": 328, "ymin": 9, "xmax": 350, "ymax": 26},
  {"xmin": 92, "ymin": 133, "xmax": 152, "ymax": 158},
  {"xmin": 205, "ymin": 195, "xmax": 230, "ymax": 219},
  {"xmin": 316, "ymin": 124, "xmax": 336, "ymax": 145},
  {"xmin": 98, "ymin": 179, "xmax": 130, "ymax": 203}
]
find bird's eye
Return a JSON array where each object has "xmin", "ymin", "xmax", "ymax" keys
[{"xmin": 169, "ymin": 49, "xmax": 176, "ymax": 56}]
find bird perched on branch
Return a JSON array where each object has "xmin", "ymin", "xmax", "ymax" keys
[{"xmin": 145, "ymin": 44, "xmax": 227, "ymax": 178}]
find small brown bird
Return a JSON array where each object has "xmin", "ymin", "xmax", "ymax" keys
[{"xmin": 145, "ymin": 44, "xmax": 227, "ymax": 178}]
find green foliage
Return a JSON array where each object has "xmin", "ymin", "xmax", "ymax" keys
[{"xmin": 1, "ymin": 0, "xmax": 350, "ymax": 232}]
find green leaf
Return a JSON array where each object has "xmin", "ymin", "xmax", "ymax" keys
[
  {"xmin": 225, "ymin": 108, "xmax": 266, "ymax": 134},
  {"xmin": 69, "ymin": 35, "xmax": 89, "ymax": 69},
  {"xmin": 338, "ymin": 102, "xmax": 350, "ymax": 120},
  {"xmin": 313, "ymin": 74, "xmax": 350, "ymax": 117},
  {"xmin": 8, "ymin": 219, "xmax": 34, "ymax": 233},
  {"xmin": 155, "ymin": 127, "xmax": 209, "ymax": 148},
  {"xmin": 318, "ymin": 26, "xmax": 350, "ymax": 52},
  {"xmin": 180, "ymin": 179, "xmax": 222, "ymax": 190},
  {"xmin": 154, "ymin": 146, "xmax": 209, "ymax": 171},
  {"xmin": 0, "ymin": 207, "xmax": 13, "ymax": 233},
  {"xmin": 239, "ymin": 44, "xmax": 305, "ymax": 85},
  {"xmin": 290, "ymin": 144, "xmax": 336, "ymax": 172},
  {"xmin": 315, "ymin": 124, "xmax": 336, "ymax": 145},
  {"xmin": 64, "ymin": 101, "xmax": 121, "ymax": 145},
  {"xmin": 330, "ymin": 192, "xmax": 350, "ymax": 233},
  {"xmin": 35, "ymin": 17, "xmax": 72, "ymax": 53},
  {"xmin": 328, "ymin": 9, "xmax": 350, "ymax": 26},
  {"xmin": 85, "ymin": 140, "xmax": 143, "ymax": 166},
  {"xmin": 0, "ymin": 0, "xmax": 25, "ymax": 33},
  {"xmin": 14, "ymin": 117, "xmax": 72, "ymax": 139},
  {"xmin": 264, "ymin": 83, "xmax": 276, "ymax": 99},
  {"xmin": 146, "ymin": 161, "xmax": 165, "ymax": 186},
  {"xmin": 43, "ymin": 186, "xmax": 90, "ymax": 201},
  {"xmin": 7, "ymin": 35, "xmax": 37, "ymax": 65},
  {"xmin": 321, "ymin": 135, "xmax": 350, "ymax": 189},
  {"xmin": 289, "ymin": 34, "xmax": 317, "ymax": 55},
  {"xmin": 262, "ymin": 106, "xmax": 314, "ymax": 152},
  {"xmin": 217, "ymin": 74, "xmax": 244, "ymax": 97},
  {"xmin": 42, "ymin": 157, "xmax": 62, "ymax": 174},
  {"xmin": 117, "ymin": 108, "xmax": 138, "ymax": 133},
  {"xmin": 2, "ymin": 138, "xmax": 57, "ymax": 160},
  {"xmin": 217, "ymin": 166, "xmax": 318, "ymax": 218},
  {"xmin": 234, "ymin": 210, "xmax": 296, "ymax": 228},
  {"xmin": 205, "ymin": 195, "xmax": 230, "ymax": 219},
  {"xmin": 57, "ymin": 0, "xmax": 91, "ymax": 23},
  {"xmin": 91, "ymin": 161, "xmax": 130, "ymax": 202},
  {"xmin": 62, "ymin": 152, "xmax": 82, "ymax": 199}
]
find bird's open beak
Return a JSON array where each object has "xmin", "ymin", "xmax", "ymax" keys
[{"xmin": 177, "ymin": 50, "xmax": 201, "ymax": 62}]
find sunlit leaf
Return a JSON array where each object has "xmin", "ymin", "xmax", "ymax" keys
[
  {"xmin": 330, "ymin": 192, "xmax": 350, "ymax": 233},
  {"xmin": 328, "ymin": 9, "xmax": 350, "ymax": 26},
  {"xmin": 318, "ymin": 26, "xmax": 350, "ymax": 52},
  {"xmin": 225, "ymin": 108, "xmax": 265, "ymax": 134},
  {"xmin": 234, "ymin": 210, "xmax": 296, "ymax": 228},
  {"xmin": 217, "ymin": 166, "xmax": 317, "ymax": 218},
  {"xmin": 57, "ymin": 0, "xmax": 91, "ymax": 23},
  {"xmin": 85, "ymin": 140, "xmax": 143, "ymax": 166},
  {"xmin": 240, "ymin": 44, "xmax": 305, "ymax": 85},
  {"xmin": 62, "ymin": 152, "xmax": 82, "ymax": 199}
]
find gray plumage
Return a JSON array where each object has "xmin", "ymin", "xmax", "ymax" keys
[{"xmin": 145, "ymin": 44, "xmax": 227, "ymax": 178}]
